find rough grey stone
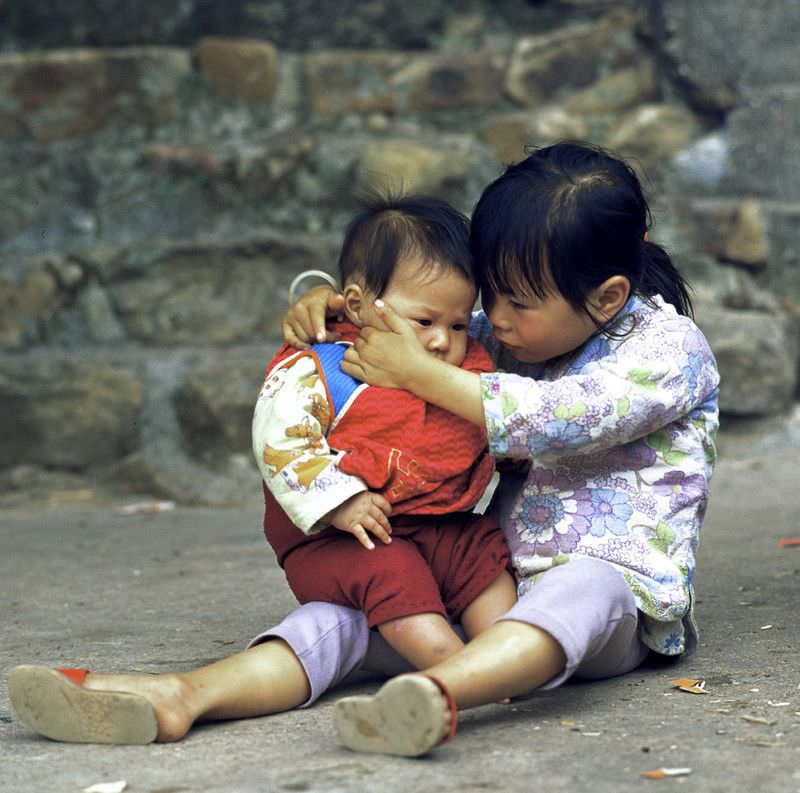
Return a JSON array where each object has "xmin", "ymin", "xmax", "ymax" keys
[
  {"xmin": 175, "ymin": 357, "xmax": 265, "ymax": 464},
  {"xmin": 0, "ymin": 0, "xmax": 471, "ymax": 51},
  {"xmin": 505, "ymin": 11, "xmax": 639, "ymax": 108},
  {"xmin": 76, "ymin": 233, "xmax": 337, "ymax": 345},
  {"xmin": 725, "ymin": 87, "xmax": 800, "ymax": 200},
  {"xmin": 0, "ymin": 255, "xmax": 60, "ymax": 349},
  {"xmin": 482, "ymin": 108, "xmax": 589, "ymax": 165},
  {"xmin": 0, "ymin": 357, "xmax": 145, "ymax": 469},
  {"xmin": 607, "ymin": 103, "xmax": 698, "ymax": 168},
  {"xmin": 760, "ymin": 203, "xmax": 800, "ymax": 307},
  {"xmin": 680, "ymin": 199, "xmax": 768, "ymax": 269},
  {"xmin": 694, "ymin": 303, "xmax": 799, "ymax": 416},
  {"xmin": 0, "ymin": 0, "xmax": 798, "ymax": 501},
  {"xmin": 564, "ymin": 63, "xmax": 659, "ymax": 116},
  {"xmin": 679, "ymin": 253, "xmax": 780, "ymax": 314},
  {"xmin": 77, "ymin": 281, "xmax": 126, "ymax": 342},
  {"xmin": 654, "ymin": 0, "xmax": 800, "ymax": 112},
  {"xmin": 0, "ymin": 48, "xmax": 191, "ymax": 142},
  {"xmin": 671, "ymin": 132, "xmax": 730, "ymax": 189}
]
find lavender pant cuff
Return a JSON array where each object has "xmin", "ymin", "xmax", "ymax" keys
[
  {"xmin": 498, "ymin": 557, "xmax": 649, "ymax": 690},
  {"xmin": 248, "ymin": 601, "xmax": 369, "ymax": 708}
]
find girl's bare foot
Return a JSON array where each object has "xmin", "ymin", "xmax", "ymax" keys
[
  {"xmin": 83, "ymin": 671, "xmax": 197, "ymax": 742},
  {"xmin": 8, "ymin": 666, "xmax": 197, "ymax": 744},
  {"xmin": 334, "ymin": 674, "xmax": 455, "ymax": 757}
]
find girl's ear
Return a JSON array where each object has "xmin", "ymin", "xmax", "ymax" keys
[
  {"xmin": 589, "ymin": 276, "xmax": 630, "ymax": 320},
  {"xmin": 342, "ymin": 283, "xmax": 367, "ymax": 326}
]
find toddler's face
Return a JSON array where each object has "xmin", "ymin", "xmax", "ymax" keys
[{"xmin": 359, "ymin": 256, "xmax": 477, "ymax": 367}]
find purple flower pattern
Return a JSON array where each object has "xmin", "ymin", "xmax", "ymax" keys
[
  {"xmin": 513, "ymin": 469, "xmax": 593, "ymax": 554},
  {"xmin": 477, "ymin": 295, "xmax": 720, "ymax": 655},
  {"xmin": 653, "ymin": 470, "xmax": 706, "ymax": 511}
]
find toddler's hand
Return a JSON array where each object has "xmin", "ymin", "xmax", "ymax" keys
[
  {"xmin": 326, "ymin": 492, "xmax": 392, "ymax": 550},
  {"xmin": 282, "ymin": 285, "xmax": 345, "ymax": 348}
]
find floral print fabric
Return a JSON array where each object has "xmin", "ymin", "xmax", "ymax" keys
[{"xmin": 472, "ymin": 296, "xmax": 719, "ymax": 655}]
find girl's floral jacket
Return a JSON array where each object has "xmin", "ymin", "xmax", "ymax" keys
[{"xmin": 473, "ymin": 295, "xmax": 719, "ymax": 655}]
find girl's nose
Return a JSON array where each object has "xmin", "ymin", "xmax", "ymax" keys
[{"xmin": 488, "ymin": 303, "xmax": 510, "ymax": 329}]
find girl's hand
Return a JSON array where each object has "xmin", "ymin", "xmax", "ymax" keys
[
  {"xmin": 326, "ymin": 492, "xmax": 392, "ymax": 550},
  {"xmin": 341, "ymin": 300, "xmax": 428, "ymax": 390},
  {"xmin": 345, "ymin": 299, "xmax": 486, "ymax": 426},
  {"xmin": 282, "ymin": 285, "xmax": 346, "ymax": 348}
]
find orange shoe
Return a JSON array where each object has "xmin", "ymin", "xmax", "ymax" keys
[{"xmin": 8, "ymin": 666, "xmax": 157, "ymax": 744}]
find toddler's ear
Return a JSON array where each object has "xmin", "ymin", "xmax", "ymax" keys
[{"xmin": 342, "ymin": 283, "xmax": 367, "ymax": 326}]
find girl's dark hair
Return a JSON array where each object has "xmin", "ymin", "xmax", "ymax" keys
[
  {"xmin": 338, "ymin": 191, "xmax": 476, "ymax": 296},
  {"xmin": 471, "ymin": 141, "xmax": 693, "ymax": 321}
]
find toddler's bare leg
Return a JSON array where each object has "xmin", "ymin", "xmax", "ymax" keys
[
  {"xmin": 83, "ymin": 639, "xmax": 310, "ymax": 742},
  {"xmin": 459, "ymin": 570, "xmax": 518, "ymax": 639},
  {"xmin": 377, "ymin": 613, "xmax": 465, "ymax": 670}
]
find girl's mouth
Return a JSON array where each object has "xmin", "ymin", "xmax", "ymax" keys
[{"xmin": 493, "ymin": 333, "xmax": 516, "ymax": 349}]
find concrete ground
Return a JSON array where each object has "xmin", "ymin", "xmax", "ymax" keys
[{"xmin": 2, "ymin": 420, "xmax": 799, "ymax": 793}]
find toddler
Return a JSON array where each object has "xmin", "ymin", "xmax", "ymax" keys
[{"xmin": 253, "ymin": 193, "xmax": 517, "ymax": 669}]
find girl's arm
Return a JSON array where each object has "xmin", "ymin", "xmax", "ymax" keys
[
  {"xmin": 480, "ymin": 323, "xmax": 720, "ymax": 461},
  {"xmin": 282, "ymin": 285, "xmax": 346, "ymax": 348},
  {"xmin": 340, "ymin": 300, "xmax": 487, "ymax": 428},
  {"xmin": 343, "ymin": 301, "xmax": 720, "ymax": 462}
]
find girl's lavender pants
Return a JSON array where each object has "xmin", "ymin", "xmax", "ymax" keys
[{"xmin": 248, "ymin": 557, "xmax": 650, "ymax": 706}]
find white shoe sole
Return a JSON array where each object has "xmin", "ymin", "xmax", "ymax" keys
[
  {"xmin": 334, "ymin": 675, "xmax": 450, "ymax": 757},
  {"xmin": 8, "ymin": 665, "xmax": 158, "ymax": 744}
]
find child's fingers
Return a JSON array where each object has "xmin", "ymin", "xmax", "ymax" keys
[
  {"xmin": 368, "ymin": 505, "xmax": 392, "ymax": 536},
  {"xmin": 325, "ymin": 291, "xmax": 346, "ymax": 318},
  {"xmin": 364, "ymin": 516, "xmax": 392, "ymax": 545},
  {"xmin": 308, "ymin": 302, "xmax": 331, "ymax": 343},
  {"xmin": 372, "ymin": 299, "xmax": 412, "ymax": 335},
  {"xmin": 322, "ymin": 328, "xmax": 342, "ymax": 343},
  {"xmin": 372, "ymin": 494, "xmax": 392, "ymax": 516},
  {"xmin": 281, "ymin": 317, "xmax": 311, "ymax": 350},
  {"xmin": 351, "ymin": 524, "xmax": 375, "ymax": 550},
  {"xmin": 294, "ymin": 301, "xmax": 319, "ymax": 344},
  {"xmin": 340, "ymin": 348, "xmax": 365, "ymax": 380}
]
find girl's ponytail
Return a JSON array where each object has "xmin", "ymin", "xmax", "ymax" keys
[{"xmin": 639, "ymin": 240, "xmax": 693, "ymax": 318}]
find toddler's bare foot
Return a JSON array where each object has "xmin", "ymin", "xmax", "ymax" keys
[{"xmin": 334, "ymin": 674, "xmax": 455, "ymax": 757}]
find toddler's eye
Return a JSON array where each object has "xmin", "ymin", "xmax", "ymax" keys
[
  {"xmin": 415, "ymin": 319, "xmax": 432, "ymax": 326},
  {"xmin": 510, "ymin": 300, "xmax": 528, "ymax": 311},
  {"xmin": 451, "ymin": 323, "xmax": 467, "ymax": 332}
]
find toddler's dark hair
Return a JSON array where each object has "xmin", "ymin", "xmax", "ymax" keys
[
  {"xmin": 338, "ymin": 191, "xmax": 476, "ymax": 296},
  {"xmin": 471, "ymin": 141, "xmax": 693, "ymax": 322}
]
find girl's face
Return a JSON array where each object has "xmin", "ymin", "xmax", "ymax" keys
[{"xmin": 487, "ymin": 289, "xmax": 600, "ymax": 365}]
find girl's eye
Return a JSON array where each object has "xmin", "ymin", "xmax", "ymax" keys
[
  {"xmin": 415, "ymin": 319, "xmax": 432, "ymax": 327},
  {"xmin": 451, "ymin": 323, "xmax": 467, "ymax": 332},
  {"xmin": 510, "ymin": 300, "xmax": 528, "ymax": 311}
]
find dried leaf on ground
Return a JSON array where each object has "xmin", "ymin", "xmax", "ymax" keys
[
  {"xmin": 641, "ymin": 767, "xmax": 692, "ymax": 779},
  {"xmin": 671, "ymin": 678, "xmax": 707, "ymax": 694}
]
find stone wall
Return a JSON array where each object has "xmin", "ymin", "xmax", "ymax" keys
[{"xmin": 1, "ymin": 0, "xmax": 798, "ymax": 505}]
